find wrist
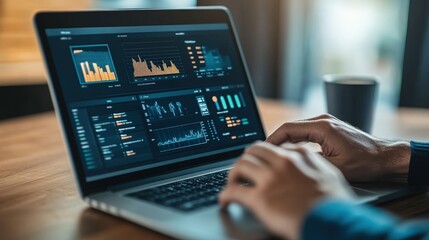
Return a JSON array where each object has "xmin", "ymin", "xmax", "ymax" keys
[{"xmin": 379, "ymin": 141, "xmax": 411, "ymax": 178}]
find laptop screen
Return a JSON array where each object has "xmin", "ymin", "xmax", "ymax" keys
[{"xmin": 44, "ymin": 23, "xmax": 264, "ymax": 182}]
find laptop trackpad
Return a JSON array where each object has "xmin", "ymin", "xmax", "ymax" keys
[
  {"xmin": 225, "ymin": 203, "xmax": 266, "ymax": 229},
  {"xmin": 220, "ymin": 203, "xmax": 272, "ymax": 239}
]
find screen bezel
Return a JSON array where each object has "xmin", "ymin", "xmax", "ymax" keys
[{"xmin": 34, "ymin": 8, "xmax": 266, "ymax": 196}]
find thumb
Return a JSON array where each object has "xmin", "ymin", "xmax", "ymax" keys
[{"xmin": 266, "ymin": 120, "xmax": 328, "ymax": 146}]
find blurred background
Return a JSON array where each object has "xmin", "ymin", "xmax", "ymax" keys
[{"xmin": 1, "ymin": 0, "xmax": 428, "ymax": 120}]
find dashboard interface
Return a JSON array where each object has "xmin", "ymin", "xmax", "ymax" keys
[{"xmin": 45, "ymin": 23, "xmax": 264, "ymax": 182}]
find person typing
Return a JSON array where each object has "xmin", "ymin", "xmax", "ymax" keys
[{"xmin": 220, "ymin": 114, "xmax": 429, "ymax": 240}]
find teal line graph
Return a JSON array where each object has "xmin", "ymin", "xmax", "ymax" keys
[{"xmin": 154, "ymin": 122, "xmax": 208, "ymax": 152}]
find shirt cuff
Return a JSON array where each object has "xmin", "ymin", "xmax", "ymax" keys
[
  {"xmin": 301, "ymin": 198, "xmax": 398, "ymax": 240},
  {"xmin": 408, "ymin": 141, "xmax": 429, "ymax": 186}
]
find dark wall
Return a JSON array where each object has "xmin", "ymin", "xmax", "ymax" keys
[
  {"xmin": 399, "ymin": 0, "xmax": 429, "ymax": 108},
  {"xmin": 198, "ymin": 0, "xmax": 282, "ymax": 98},
  {"xmin": 0, "ymin": 84, "xmax": 53, "ymax": 120}
]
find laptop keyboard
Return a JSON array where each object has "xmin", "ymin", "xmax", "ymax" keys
[{"xmin": 127, "ymin": 170, "xmax": 229, "ymax": 212}]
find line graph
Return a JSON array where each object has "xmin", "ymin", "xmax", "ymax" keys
[
  {"xmin": 143, "ymin": 100, "xmax": 188, "ymax": 120},
  {"xmin": 154, "ymin": 122, "xmax": 208, "ymax": 152},
  {"xmin": 141, "ymin": 94, "xmax": 201, "ymax": 122}
]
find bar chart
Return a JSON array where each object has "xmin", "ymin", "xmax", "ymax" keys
[
  {"xmin": 70, "ymin": 45, "xmax": 118, "ymax": 84},
  {"xmin": 211, "ymin": 92, "xmax": 246, "ymax": 111}
]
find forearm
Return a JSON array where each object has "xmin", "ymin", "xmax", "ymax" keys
[{"xmin": 301, "ymin": 198, "xmax": 429, "ymax": 240}]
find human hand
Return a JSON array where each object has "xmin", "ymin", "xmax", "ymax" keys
[
  {"xmin": 266, "ymin": 114, "xmax": 411, "ymax": 182},
  {"xmin": 219, "ymin": 142, "xmax": 355, "ymax": 240}
]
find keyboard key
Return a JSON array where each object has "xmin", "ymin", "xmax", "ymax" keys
[{"xmin": 127, "ymin": 170, "xmax": 229, "ymax": 211}]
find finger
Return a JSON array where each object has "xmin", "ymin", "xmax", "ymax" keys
[
  {"xmin": 281, "ymin": 143, "xmax": 331, "ymax": 170},
  {"xmin": 244, "ymin": 142, "xmax": 295, "ymax": 169},
  {"xmin": 219, "ymin": 184, "xmax": 255, "ymax": 208},
  {"xmin": 280, "ymin": 142, "xmax": 322, "ymax": 156},
  {"xmin": 241, "ymin": 153, "xmax": 265, "ymax": 167},
  {"xmin": 306, "ymin": 153, "xmax": 352, "ymax": 189},
  {"xmin": 266, "ymin": 120, "xmax": 329, "ymax": 145},
  {"xmin": 277, "ymin": 146, "xmax": 320, "ymax": 178},
  {"xmin": 245, "ymin": 142, "xmax": 313, "ymax": 175},
  {"xmin": 298, "ymin": 113, "xmax": 335, "ymax": 121},
  {"xmin": 280, "ymin": 143, "xmax": 319, "ymax": 171},
  {"xmin": 276, "ymin": 143, "xmax": 341, "ymax": 181},
  {"xmin": 287, "ymin": 144, "xmax": 343, "ymax": 178},
  {"xmin": 228, "ymin": 156, "xmax": 268, "ymax": 186}
]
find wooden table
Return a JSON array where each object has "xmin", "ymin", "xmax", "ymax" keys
[{"xmin": 1, "ymin": 99, "xmax": 429, "ymax": 240}]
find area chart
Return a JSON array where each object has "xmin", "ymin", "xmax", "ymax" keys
[
  {"xmin": 132, "ymin": 55, "xmax": 180, "ymax": 77},
  {"xmin": 122, "ymin": 42, "xmax": 186, "ymax": 83}
]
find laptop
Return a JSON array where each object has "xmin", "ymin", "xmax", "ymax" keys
[{"xmin": 34, "ymin": 7, "xmax": 422, "ymax": 240}]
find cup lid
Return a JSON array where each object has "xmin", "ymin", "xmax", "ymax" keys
[{"xmin": 323, "ymin": 74, "xmax": 379, "ymax": 85}]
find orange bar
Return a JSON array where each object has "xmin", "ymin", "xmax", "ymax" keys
[{"xmin": 80, "ymin": 62, "xmax": 88, "ymax": 82}]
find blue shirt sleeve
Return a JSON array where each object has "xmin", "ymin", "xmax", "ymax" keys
[
  {"xmin": 409, "ymin": 141, "xmax": 429, "ymax": 186},
  {"xmin": 302, "ymin": 199, "xmax": 429, "ymax": 240}
]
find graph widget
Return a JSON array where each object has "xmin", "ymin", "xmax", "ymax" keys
[
  {"xmin": 141, "ymin": 94, "xmax": 208, "ymax": 122},
  {"xmin": 133, "ymin": 55, "xmax": 180, "ymax": 77},
  {"xmin": 143, "ymin": 99, "xmax": 191, "ymax": 120},
  {"xmin": 154, "ymin": 122, "xmax": 208, "ymax": 152},
  {"xmin": 122, "ymin": 42, "xmax": 186, "ymax": 83},
  {"xmin": 212, "ymin": 92, "xmax": 246, "ymax": 112},
  {"xmin": 70, "ymin": 45, "xmax": 118, "ymax": 84},
  {"xmin": 185, "ymin": 40, "xmax": 232, "ymax": 78}
]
